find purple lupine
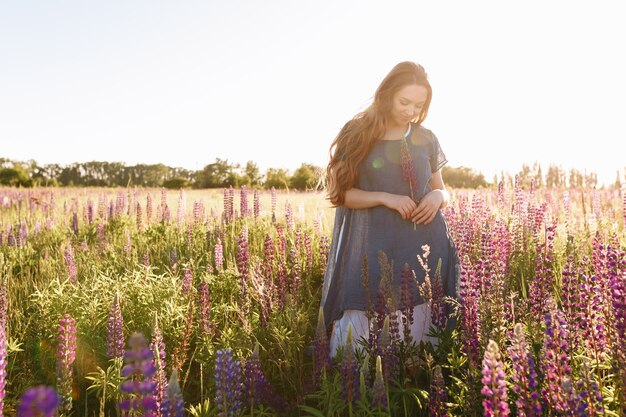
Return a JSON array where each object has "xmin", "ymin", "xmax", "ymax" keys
[
  {"xmin": 136, "ymin": 202, "xmax": 143, "ymax": 230},
  {"xmin": 340, "ymin": 324, "xmax": 359, "ymax": 405},
  {"xmin": 119, "ymin": 333, "xmax": 157, "ymax": 417},
  {"xmin": 87, "ymin": 199, "xmax": 94, "ymax": 224},
  {"xmin": 319, "ymin": 235, "xmax": 330, "ymax": 273},
  {"xmin": 64, "ymin": 244, "xmax": 77, "ymax": 284},
  {"xmin": 240, "ymin": 185, "xmax": 249, "ymax": 218},
  {"xmin": 429, "ymin": 365, "xmax": 447, "ymax": 417},
  {"xmin": 371, "ymin": 355, "xmax": 387, "ymax": 409},
  {"xmin": 460, "ymin": 254, "xmax": 481, "ymax": 369},
  {"xmin": 6, "ymin": 230, "xmax": 15, "ymax": 247},
  {"xmin": 243, "ymin": 345, "xmax": 285, "ymax": 412},
  {"xmin": 57, "ymin": 313, "xmax": 77, "ymax": 414},
  {"xmin": 431, "ymin": 258, "xmax": 446, "ymax": 329},
  {"xmin": 198, "ymin": 281, "xmax": 213, "ymax": 338},
  {"xmin": 507, "ymin": 323, "xmax": 540, "ymax": 416},
  {"xmin": 71, "ymin": 212, "xmax": 79, "ymax": 236},
  {"xmin": 151, "ymin": 317, "xmax": 168, "ymax": 417},
  {"xmin": 169, "ymin": 249, "xmax": 178, "ymax": 272},
  {"xmin": 541, "ymin": 309, "xmax": 574, "ymax": 414},
  {"xmin": 0, "ymin": 284, "xmax": 6, "ymax": 417},
  {"xmin": 214, "ymin": 348, "xmax": 243, "ymax": 417},
  {"xmin": 400, "ymin": 263, "xmax": 415, "ymax": 344},
  {"xmin": 16, "ymin": 386, "xmax": 59, "ymax": 417},
  {"xmin": 400, "ymin": 135, "xmax": 418, "ymax": 202},
  {"xmin": 270, "ymin": 187, "xmax": 277, "ymax": 223},
  {"xmin": 146, "ymin": 193, "xmax": 153, "ymax": 224},
  {"xmin": 223, "ymin": 187, "xmax": 234, "ymax": 223},
  {"xmin": 313, "ymin": 307, "xmax": 330, "ymax": 379},
  {"xmin": 481, "ymin": 340, "xmax": 510, "ymax": 417},
  {"xmin": 236, "ymin": 226, "xmax": 250, "ymax": 297},
  {"xmin": 176, "ymin": 189, "xmax": 185, "ymax": 227},
  {"xmin": 182, "ymin": 267, "xmax": 193, "ymax": 297},
  {"xmin": 608, "ymin": 244, "xmax": 626, "ymax": 402},
  {"xmin": 161, "ymin": 369, "xmax": 184, "ymax": 417},
  {"xmin": 124, "ymin": 229, "xmax": 131, "ymax": 257},
  {"xmin": 284, "ymin": 201, "xmax": 294, "ymax": 231},
  {"xmin": 107, "ymin": 294, "xmax": 125, "ymax": 359},
  {"xmin": 253, "ymin": 189, "xmax": 260, "ymax": 220},
  {"xmin": 160, "ymin": 188, "xmax": 168, "ymax": 220},
  {"xmin": 304, "ymin": 232, "xmax": 313, "ymax": 273},
  {"xmin": 261, "ymin": 234, "xmax": 275, "ymax": 279},
  {"xmin": 214, "ymin": 237, "xmax": 224, "ymax": 272}
]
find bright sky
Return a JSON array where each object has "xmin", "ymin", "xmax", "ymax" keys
[{"xmin": 1, "ymin": 0, "xmax": 624, "ymax": 186}]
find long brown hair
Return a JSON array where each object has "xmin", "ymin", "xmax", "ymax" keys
[{"xmin": 326, "ymin": 62, "xmax": 433, "ymax": 206}]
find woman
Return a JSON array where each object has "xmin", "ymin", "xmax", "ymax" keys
[{"xmin": 321, "ymin": 61, "xmax": 460, "ymax": 355}]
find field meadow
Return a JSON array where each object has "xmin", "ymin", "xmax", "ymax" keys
[{"xmin": 0, "ymin": 183, "xmax": 625, "ymax": 416}]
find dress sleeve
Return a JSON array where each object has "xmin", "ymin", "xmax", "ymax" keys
[{"xmin": 429, "ymin": 131, "xmax": 448, "ymax": 173}]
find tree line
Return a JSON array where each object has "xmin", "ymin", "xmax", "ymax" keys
[{"xmin": 0, "ymin": 157, "xmax": 618, "ymax": 190}]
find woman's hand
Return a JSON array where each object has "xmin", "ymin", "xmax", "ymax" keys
[
  {"xmin": 382, "ymin": 194, "xmax": 419, "ymax": 220},
  {"xmin": 410, "ymin": 190, "xmax": 444, "ymax": 224}
]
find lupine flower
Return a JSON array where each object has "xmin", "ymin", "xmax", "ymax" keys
[
  {"xmin": 481, "ymin": 339, "xmax": 510, "ymax": 417},
  {"xmin": 176, "ymin": 189, "xmax": 185, "ymax": 226},
  {"xmin": 146, "ymin": 193, "xmax": 153, "ymax": 223},
  {"xmin": 243, "ymin": 344, "xmax": 285, "ymax": 412},
  {"xmin": 136, "ymin": 202, "xmax": 143, "ymax": 230},
  {"xmin": 161, "ymin": 369, "xmax": 184, "ymax": 417},
  {"xmin": 319, "ymin": 235, "xmax": 330, "ymax": 273},
  {"xmin": 261, "ymin": 234, "xmax": 275, "ymax": 279},
  {"xmin": 172, "ymin": 299, "xmax": 194, "ymax": 373},
  {"xmin": 0, "ymin": 284, "xmax": 7, "ymax": 417},
  {"xmin": 16, "ymin": 386, "xmax": 59, "ymax": 417},
  {"xmin": 240, "ymin": 185, "xmax": 248, "ymax": 218},
  {"xmin": 253, "ymin": 189, "xmax": 260, "ymax": 220},
  {"xmin": 270, "ymin": 187, "xmax": 277, "ymax": 223},
  {"xmin": 151, "ymin": 316, "xmax": 167, "ymax": 417},
  {"xmin": 284, "ymin": 201, "xmax": 294, "ymax": 230},
  {"xmin": 236, "ymin": 226, "xmax": 249, "ymax": 296},
  {"xmin": 57, "ymin": 313, "xmax": 77, "ymax": 414},
  {"xmin": 87, "ymin": 199, "xmax": 94, "ymax": 224},
  {"xmin": 107, "ymin": 293, "xmax": 124, "ymax": 359},
  {"xmin": 64, "ymin": 244, "xmax": 77, "ymax": 284},
  {"xmin": 429, "ymin": 365, "xmax": 447, "ymax": 417},
  {"xmin": 198, "ymin": 281, "xmax": 213, "ymax": 338},
  {"xmin": 71, "ymin": 212, "xmax": 78, "ymax": 236},
  {"xmin": 541, "ymin": 309, "xmax": 574, "ymax": 414},
  {"xmin": 160, "ymin": 188, "xmax": 168, "ymax": 219},
  {"xmin": 124, "ymin": 229, "xmax": 131, "ymax": 257},
  {"xmin": 431, "ymin": 258, "xmax": 447, "ymax": 329},
  {"xmin": 214, "ymin": 237, "xmax": 224, "ymax": 272},
  {"xmin": 214, "ymin": 348, "xmax": 243, "ymax": 417},
  {"xmin": 371, "ymin": 355, "xmax": 387, "ymax": 408},
  {"xmin": 313, "ymin": 308, "xmax": 330, "ymax": 379},
  {"xmin": 400, "ymin": 135, "xmax": 418, "ymax": 202},
  {"xmin": 507, "ymin": 323, "xmax": 540, "ymax": 416},
  {"xmin": 223, "ymin": 187, "xmax": 234, "ymax": 223},
  {"xmin": 400, "ymin": 263, "xmax": 415, "ymax": 344},
  {"xmin": 340, "ymin": 324, "xmax": 359, "ymax": 404},
  {"xmin": 119, "ymin": 333, "xmax": 157, "ymax": 417},
  {"xmin": 182, "ymin": 267, "xmax": 193, "ymax": 297}
]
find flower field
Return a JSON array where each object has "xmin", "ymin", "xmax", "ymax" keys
[{"xmin": 0, "ymin": 182, "xmax": 625, "ymax": 416}]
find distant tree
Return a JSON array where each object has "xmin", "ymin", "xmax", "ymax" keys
[
  {"xmin": 289, "ymin": 163, "xmax": 324, "ymax": 191},
  {"xmin": 545, "ymin": 164, "xmax": 565, "ymax": 188},
  {"xmin": 196, "ymin": 158, "xmax": 235, "ymax": 188},
  {"xmin": 264, "ymin": 168, "xmax": 290, "ymax": 189},
  {"xmin": 441, "ymin": 166, "xmax": 488, "ymax": 188},
  {"xmin": 242, "ymin": 160, "xmax": 263, "ymax": 187},
  {"xmin": 0, "ymin": 164, "xmax": 32, "ymax": 187},
  {"xmin": 163, "ymin": 177, "xmax": 189, "ymax": 189}
]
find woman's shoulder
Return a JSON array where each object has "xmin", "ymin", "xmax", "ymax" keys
[{"xmin": 410, "ymin": 123, "xmax": 438, "ymax": 145}]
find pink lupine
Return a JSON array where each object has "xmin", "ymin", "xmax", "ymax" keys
[
  {"xmin": 107, "ymin": 294, "xmax": 124, "ymax": 359},
  {"xmin": 507, "ymin": 323, "xmax": 541, "ymax": 416},
  {"xmin": 240, "ymin": 185, "xmax": 249, "ymax": 218},
  {"xmin": 214, "ymin": 237, "xmax": 223, "ymax": 272},
  {"xmin": 64, "ymin": 244, "xmax": 77, "ymax": 284},
  {"xmin": 57, "ymin": 314, "xmax": 76, "ymax": 414},
  {"xmin": 146, "ymin": 193, "xmax": 153, "ymax": 224},
  {"xmin": 481, "ymin": 340, "xmax": 510, "ymax": 416},
  {"xmin": 253, "ymin": 189, "xmax": 260, "ymax": 220},
  {"xmin": 150, "ymin": 317, "xmax": 167, "ymax": 417}
]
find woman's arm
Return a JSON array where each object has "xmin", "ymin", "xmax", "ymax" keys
[
  {"xmin": 344, "ymin": 188, "xmax": 418, "ymax": 220},
  {"xmin": 410, "ymin": 170, "xmax": 449, "ymax": 224}
]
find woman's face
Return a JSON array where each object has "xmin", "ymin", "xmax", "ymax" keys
[{"xmin": 389, "ymin": 84, "xmax": 429, "ymax": 128}]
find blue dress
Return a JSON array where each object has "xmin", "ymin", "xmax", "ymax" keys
[{"xmin": 320, "ymin": 122, "xmax": 460, "ymax": 329}]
